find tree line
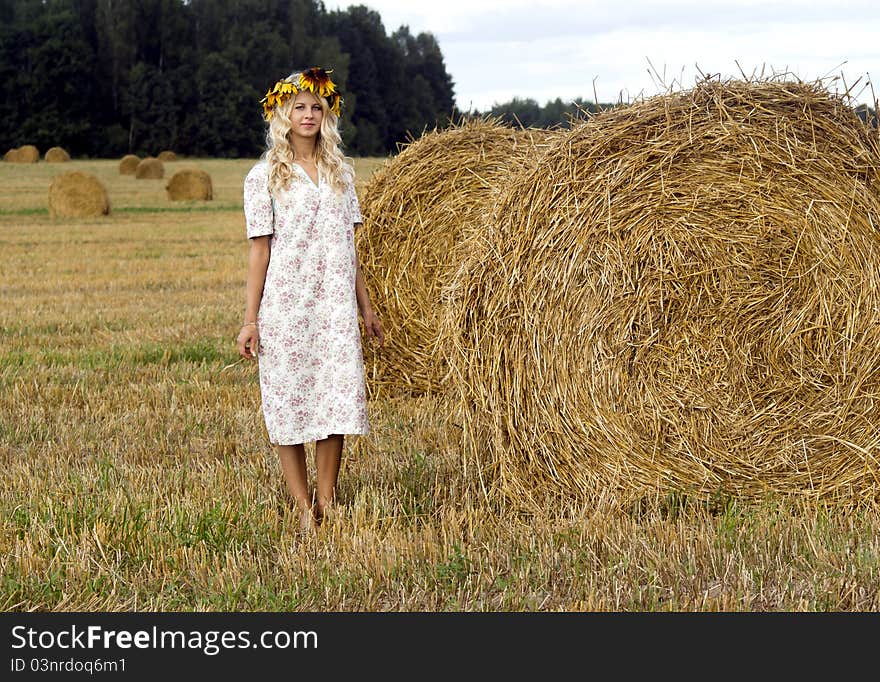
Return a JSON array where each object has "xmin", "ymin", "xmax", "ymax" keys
[
  {"xmin": 0, "ymin": 0, "xmax": 457, "ymax": 157},
  {"xmin": 484, "ymin": 96, "xmax": 604, "ymax": 129},
  {"xmin": 484, "ymin": 96, "xmax": 877, "ymax": 132}
]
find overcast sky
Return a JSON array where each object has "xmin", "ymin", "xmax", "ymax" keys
[{"xmin": 323, "ymin": 0, "xmax": 879, "ymax": 111}]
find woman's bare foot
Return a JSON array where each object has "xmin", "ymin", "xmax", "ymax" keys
[{"xmin": 299, "ymin": 507, "xmax": 316, "ymax": 533}]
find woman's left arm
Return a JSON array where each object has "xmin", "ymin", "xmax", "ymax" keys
[{"xmin": 354, "ymin": 229, "xmax": 385, "ymax": 347}]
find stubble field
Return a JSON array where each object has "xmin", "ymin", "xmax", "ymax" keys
[{"xmin": 1, "ymin": 157, "xmax": 878, "ymax": 611}]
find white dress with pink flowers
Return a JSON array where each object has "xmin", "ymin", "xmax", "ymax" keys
[{"xmin": 243, "ymin": 160, "xmax": 369, "ymax": 445}]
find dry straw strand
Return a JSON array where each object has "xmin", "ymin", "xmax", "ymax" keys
[{"xmin": 442, "ymin": 76, "xmax": 880, "ymax": 511}]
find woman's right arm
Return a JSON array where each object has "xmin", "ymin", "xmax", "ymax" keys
[{"xmin": 236, "ymin": 236, "xmax": 271, "ymax": 360}]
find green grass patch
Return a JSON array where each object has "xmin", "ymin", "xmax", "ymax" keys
[
  {"xmin": 0, "ymin": 340, "xmax": 233, "ymax": 370},
  {"xmin": 0, "ymin": 205, "xmax": 241, "ymax": 216},
  {"xmin": 116, "ymin": 204, "xmax": 242, "ymax": 213},
  {"xmin": 0, "ymin": 208, "xmax": 49, "ymax": 216}
]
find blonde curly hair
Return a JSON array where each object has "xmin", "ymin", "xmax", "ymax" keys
[{"xmin": 264, "ymin": 90, "xmax": 353, "ymax": 197}]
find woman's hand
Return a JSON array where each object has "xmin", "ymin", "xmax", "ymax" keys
[
  {"xmin": 361, "ymin": 310, "xmax": 385, "ymax": 347},
  {"xmin": 237, "ymin": 324, "xmax": 260, "ymax": 360}
]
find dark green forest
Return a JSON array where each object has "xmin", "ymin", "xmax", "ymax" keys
[
  {"xmin": 0, "ymin": 0, "xmax": 614, "ymax": 159},
  {"xmin": 0, "ymin": 0, "xmax": 460, "ymax": 157}
]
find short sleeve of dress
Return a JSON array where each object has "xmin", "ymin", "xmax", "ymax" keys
[
  {"xmin": 243, "ymin": 162, "xmax": 274, "ymax": 239},
  {"xmin": 346, "ymin": 176, "xmax": 363, "ymax": 226}
]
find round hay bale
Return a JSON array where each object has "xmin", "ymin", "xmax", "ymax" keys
[
  {"xmin": 48, "ymin": 171, "xmax": 110, "ymax": 218},
  {"xmin": 444, "ymin": 78, "xmax": 880, "ymax": 509},
  {"xmin": 119, "ymin": 154, "xmax": 141, "ymax": 175},
  {"xmin": 358, "ymin": 117, "xmax": 559, "ymax": 398},
  {"xmin": 135, "ymin": 157, "xmax": 164, "ymax": 179},
  {"xmin": 157, "ymin": 150, "xmax": 177, "ymax": 161},
  {"xmin": 11, "ymin": 145, "xmax": 39, "ymax": 163},
  {"xmin": 166, "ymin": 168, "xmax": 213, "ymax": 201},
  {"xmin": 3, "ymin": 148, "xmax": 18, "ymax": 162},
  {"xmin": 44, "ymin": 146, "xmax": 71, "ymax": 162}
]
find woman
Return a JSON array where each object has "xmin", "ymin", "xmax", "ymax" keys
[{"xmin": 236, "ymin": 67, "xmax": 385, "ymax": 532}]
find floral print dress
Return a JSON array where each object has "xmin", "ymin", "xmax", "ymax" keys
[{"xmin": 243, "ymin": 160, "xmax": 369, "ymax": 445}]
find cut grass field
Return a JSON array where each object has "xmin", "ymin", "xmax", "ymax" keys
[{"xmin": 1, "ymin": 157, "xmax": 878, "ymax": 611}]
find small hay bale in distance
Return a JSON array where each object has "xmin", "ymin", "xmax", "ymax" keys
[
  {"xmin": 444, "ymin": 78, "xmax": 880, "ymax": 510},
  {"xmin": 166, "ymin": 168, "xmax": 213, "ymax": 201},
  {"xmin": 358, "ymin": 117, "xmax": 558, "ymax": 398},
  {"xmin": 17, "ymin": 145, "xmax": 40, "ymax": 162},
  {"xmin": 7, "ymin": 145, "xmax": 39, "ymax": 163},
  {"xmin": 157, "ymin": 150, "xmax": 177, "ymax": 161},
  {"xmin": 48, "ymin": 171, "xmax": 110, "ymax": 218},
  {"xmin": 135, "ymin": 157, "xmax": 164, "ymax": 179},
  {"xmin": 44, "ymin": 146, "xmax": 71, "ymax": 162},
  {"xmin": 119, "ymin": 154, "xmax": 141, "ymax": 175}
]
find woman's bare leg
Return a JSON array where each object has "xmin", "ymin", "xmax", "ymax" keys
[
  {"xmin": 314, "ymin": 434, "xmax": 344, "ymax": 523},
  {"xmin": 277, "ymin": 444, "xmax": 314, "ymax": 530}
]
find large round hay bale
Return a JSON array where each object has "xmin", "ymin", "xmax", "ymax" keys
[
  {"xmin": 3, "ymin": 148, "xmax": 18, "ymax": 162},
  {"xmin": 119, "ymin": 154, "xmax": 141, "ymax": 175},
  {"xmin": 44, "ymin": 146, "xmax": 71, "ymax": 162},
  {"xmin": 444, "ymin": 78, "xmax": 880, "ymax": 509},
  {"xmin": 10, "ymin": 145, "xmax": 39, "ymax": 163},
  {"xmin": 166, "ymin": 168, "xmax": 213, "ymax": 200},
  {"xmin": 358, "ymin": 117, "xmax": 558, "ymax": 398},
  {"xmin": 157, "ymin": 150, "xmax": 177, "ymax": 161},
  {"xmin": 135, "ymin": 157, "xmax": 164, "ymax": 179},
  {"xmin": 48, "ymin": 171, "xmax": 110, "ymax": 218}
]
